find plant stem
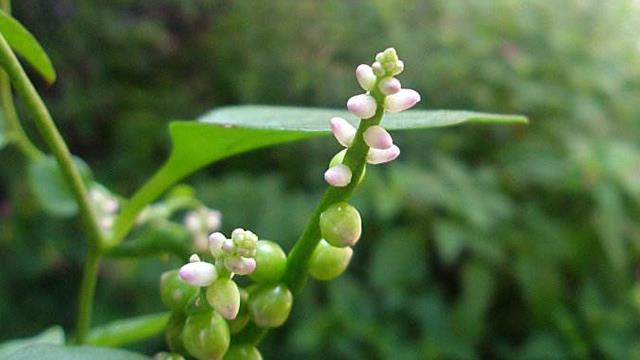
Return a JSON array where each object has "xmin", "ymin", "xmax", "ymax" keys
[
  {"xmin": 75, "ymin": 249, "xmax": 100, "ymax": 344},
  {"xmin": 0, "ymin": 31, "xmax": 106, "ymax": 343},
  {"xmin": 0, "ymin": 0, "xmax": 43, "ymax": 160},
  {"xmin": 284, "ymin": 90, "xmax": 385, "ymax": 296}
]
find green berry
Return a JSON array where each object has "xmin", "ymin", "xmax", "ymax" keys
[
  {"xmin": 182, "ymin": 311, "xmax": 230, "ymax": 360},
  {"xmin": 309, "ymin": 239, "xmax": 353, "ymax": 281},
  {"xmin": 320, "ymin": 202, "xmax": 362, "ymax": 247},
  {"xmin": 161, "ymin": 270, "xmax": 199, "ymax": 312},
  {"xmin": 249, "ymin": 240, "xmax": 287, "ymax": 284},
  {"xmin": 223, "ymin": 345, "xmax": 262, "ymax": 360},
  {"xmin": 153, "ymin": 352, "xmax": 185, "ymax": 360},
  {"xmin": 165, "ymin": 312, "xmax": 186, "ymax": 354},
  {"xmin": 206, "ymin": 278, "xmax": 241, "ymax": 320},
  {"xmin": 249, "ymin": 284, "xmax": 293, "ymax": 328},
  {"xmin": 330, "ymin": 149, "xmax": 366, "ymax": 183}
]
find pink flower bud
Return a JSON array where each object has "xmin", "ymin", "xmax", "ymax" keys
[
  {"xmin": 384, "ymin": 89, "xmax": 420, "ymax": 113},
  {"xmin": 367, "ymin": 145, "xmax": 401, "ymax": 164},
  {"xmin": 209, "ymin": 232, "xmax": 226, "ymax": 257},
  {"xmin": 206, "ymin": 210, "xmax": 221, "ymax": 230},
  {"xmin": 378, "ymin": 77, "xmax": 401, "ymax": 95},
  {"xmin": 371, "ymin": 61, "xmax": 385, "ymax": 76},
  {"xmin": 355, "ymin": 64, "xmax": 376, "ymax": 91},
  {"xmin": 184, "ymin": 213, "xmax": 201, "ymax": 232},
  {"xmin": 324, "ymin": 164, "xmax": 353, "ymax": 187},
  {"xmin": 224, "ymin": 256, "xmax": 257, "ymax": 275},
  {"xmin": 329, "ymin": 117, "xmax": 356, "ymax": 147},
  {"xmin": 363, "ymin": 125, "xmax": 393, "ymax": 149},
  {"xmin": 179, "ymin": 261, "xmax": 217, "ymax": 287},
  {"xmin": 347, "ymin": 94, "xmax": 377, "ymax": 119}
]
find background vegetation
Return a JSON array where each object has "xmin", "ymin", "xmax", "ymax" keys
[{"xmin": 2, "ymin": 0, "xmax": 640, "ymax": 358}]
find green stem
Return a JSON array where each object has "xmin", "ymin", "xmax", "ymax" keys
[
  {"xmin": 0, "ymin": 31, "xmax": 106, "ymax": 343},
  {"xmin": 0, "ymin": 0, "xmax": 43, "ymax": 160},
  {"xmin": 75, "ymin": 250, "xmax": 100, "ymax": 344},
  {"xmin": 284, "ymin": 90, "xmax": 385, "ymax": 296}
]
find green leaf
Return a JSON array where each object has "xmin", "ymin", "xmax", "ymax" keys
[
  {"xmin": 0, "ymin": 326, "xmax": 65, "ymax": 359},
  {"xmin": 7, "ymin": 344, "xmax": 149, "ymax": 360},
  {"xmin": 87, "ymin": 312, "xmax": 170, "ymax": 348},
  {"xmin": 0, "ymin": 10, "xmax": 56, "ymax": 84},
  {"xmin": 28, "ymin": 155, "xmax": 92, "ymax": 217},
  {"xmin": 111, "ymin": 105, "xmax": 526, "ymax": 246}
]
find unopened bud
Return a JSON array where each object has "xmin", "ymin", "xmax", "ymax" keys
[
  {"xmin": 329, "ymin": 117, "xmax": 356, "ymax": 147},
  {"xmin": 309, "ymin": 239, "xmax": 354, "ymax": 281},
  {"xmin": 371, "ymin": 61, "xmax": 385, "ymax": 76},
  {"xmin": 367, "ymin": 145, "xmax": 401, "ymax": 164},
  {"xmin": 378, "ymin": 77, "xmax": 401, "ymax": 95},
  {"xmin": 206, "ymin": 278, "xmax": 241, "ymax": 320},
  {"xmin": 179, "ymin": 261, "xmax": 217, "ymax": 287},
  {"xmin": 384, "ymin": 88, "xmax": 420, "ymax": 113},
  {"xmin": 224, "ymin": 256, "xmax": 257, "ymax": 275},
  {"xmin": 324, "ymin": 164, "xmax": 352, "ymax": 187},
  {"xmin": 347, "ymin": 94, "xmax": 377, "ymax": 119},
  {"xmin": 209, "ymin": 232, "xmax": 226, "ymax": 257},
  {"xmin": 363, "ymin": 125, "xmax": 393, "ymax": 149},
  {"xmin": 355, "ymin": 64, "xmax": 376, "ymax": 91}
]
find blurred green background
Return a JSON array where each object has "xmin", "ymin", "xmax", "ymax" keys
[{"xmin": 2, "ymin": 0, "xmax": 640, "ymax": 358}]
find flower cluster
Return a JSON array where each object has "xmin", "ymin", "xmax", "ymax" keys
[
  {"xmin": 89, "ymin": 186, "xmax": 119, "ymax": 233},
  {"xmin": 324, "ymin": 48, "xmax": 421, "ymax": 187},
  {"xmin": 184, "ymin": 206, "xmax": 222, "ymax": 251}
]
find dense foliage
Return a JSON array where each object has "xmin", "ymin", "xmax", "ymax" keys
[{"xmin": 2, "ymin": 0, "xmax": 640, "ymax": 358}]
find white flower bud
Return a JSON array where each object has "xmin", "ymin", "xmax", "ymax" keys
[
  {"xmin": 375, "ymin": 52, "xmax": 384, "ymax": 62},
  {"xmin": 329, "ymin": 117, "xmax": 356, "ymax": 147},
  {"xmin": 384, "ymin": 89, "xmax": 420, "ymax": 113},
  {"xmin": 206, "ymin": 278, "xmax": 241, "ymax": 320},
  {"xmin": 224, "ymin": 256, "xmax": 257, "ymax": 275},
  {"xmin": 184, "ymin": 212, "xmax": 201, "ymax": 232},
  {"xmin": 382, "ymin": 48, "xmax": 399, "ymax": 62},
  {"xmin": 179, "ymin": 261, "xmax": 217, "ymax": 287},
  {"xmin": 347, "ymin": 94, "xmax": 377, "ymax": 119},
  {"xmin": 324, "ymin": 164, "xmax": 353, "ymax": 187},
  {"xmin": 367, "ymin": 145, "xmax": 401, "ymax": 164},
  {"xmin": 222, "ymin": 239, "xmax": 235, "ymax": 254},
  {"xmin": 103, "ymin": 198, "xmax": 119, "ymax": 214},
  {"xmin": 355, "ymin": 64, "xmax": 376, "ymax": 91},
  {"xmin": 189, "ymin": 254, "xmax": 201, "ymax": 262},
  {"xmin": 391, "ymin": 60, "xmax": 404, "ymax": 75},
  {"xmin": 209, "ymin": 232, "xmax": 226, "ymax": 257},
  {"xmin": 231, "ymin": 228, "xmax": 245, "ymax": 239},
  {"xmin": 378, "ymin": 77, "xmax": 401, "ymax": 95},
  {"xmin": 371, "ymin": 61, "xmax": 385, "ymax": 76},
  {"xmin": 363, "ymin": 125, "xmax": 393, "ymax": 149},
  {"xmin": 206, "ymin": 210, "xmax": 221, "ymax": 229}
]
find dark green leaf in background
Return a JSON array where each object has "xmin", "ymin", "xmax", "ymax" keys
[
  {"xmin": 0, "ymin": 326, "xmax": 64, "ymax": 359},
  {"xmin": 7, "ymin": 344, "xmax": 149, "ymax": 360}
]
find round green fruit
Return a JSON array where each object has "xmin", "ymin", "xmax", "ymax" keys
[
  {"xmin": 160, "ymin": 270, "xmax": 198, "ymax": 312},
  {"xmin": 223, "ymin": 345, "xmax": 262, "ymax": 360},
  {"xmin": 308, "ymin": 239, "xmax": 353, "ymax": 281},
  {"xmin": 249, "ymin": 284, "xmax": 293, "ymax": 328},
  {"xmin": 182, "ymin": 311, "xmax": 230, "ymax": 360},
  {"xmin": 319, "ymin": 202, "xmax": 362, "ymax": 247},
  {"xmin": 249, "ymin": 240, "xmax": 287, "ymax": 284}
]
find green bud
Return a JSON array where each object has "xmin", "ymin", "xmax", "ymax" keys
[
  {"xmin": 206, "ymin": 278, "xmax": 241, "ymax": 320},
  {"xmin": 309, "ymin": 239, "xmax": 354, "ymax": 281},
  {"xmin": 249, "ymin": 240, "xmax": 287, "ymax": 284},
  {"xmin": 165, "ymin": 312, "xmax": 186, "ymax": 353},
  {"xmin": 320, "ymin": 202, "xmax": 362, "ymax": 247},
  {"xmin": 153, "ymin": 352, "xmax": 185, "ymax": 360},
  {"xmin": 329, "ymin": 149, "xmax": 366, "ymax": 184},
  {"xmin": 223, "ymin": 345, "xmax": 263, "ymax": 360},
  {"xmin": 249, "ymin": 284, "xmax": 293, "ymax": 328},
  {"xmin": 182, "ymin": 311, "xmax": 230, "ymax": 360},
  {"xmin": 382, "ymin": 48, "xmax": 399, "ymax": 63},
  {"xmin": 161, "ymin": 270, "xmax": 198, "ymax": 312}
]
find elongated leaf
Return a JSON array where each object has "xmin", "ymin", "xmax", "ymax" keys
[
  {"xmin": 28, "ymin": 156, "xmax": 92, "ymax": 217},
  {"xmin": 87, "ymin": 312, "xmax": 170, "ymax": 347},
  {"xmin": 0, "ymin": 326, "xmax": 64, "ymax": 359},
  {"xmin": 0, "ymin": 10, "xmax": 56, "ymax": 83},
  {"xmin": 111, "ymin": 105, "xmax": 526, "ymax": 245},
  {"xmin": 7, "ymin": 344, "xmax": 148, "ymax": 360}
]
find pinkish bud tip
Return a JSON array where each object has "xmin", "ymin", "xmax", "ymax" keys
[
  {"xmin": 324, "ymin": 164, "xmax": 353, "ymax": 187},
  {"xmin": 347, "ymin": 94, "xmax": 377, "ymax": 119},
  {"xmin": 363, "ymin": 125, "xmax": 393, "ymax": 149},
  {"xmin": 378, "ymin": 77, "xmax": 401, "ymax": 95},
  {"xmin": 179, "ymin": 261, "xmax": 217, "ymax": 287},
  {"xmin": 384, "ymin": 89, "xmax": 420, "ymax": 113},
  {"xmin": 367, "ymin": 145, "xmax": 401, "ymax": 165},
  {"xmin": 329, "ymin": 117, "xmax": 356, "ymax": 147},
  {"xmin": 355, "ymin": 64, "xmax": 376, "ymax": 91}
]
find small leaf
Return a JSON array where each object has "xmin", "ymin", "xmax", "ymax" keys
[
  {"xmin": 0, "ymin": 10, "xmax": 56, "ymax": 84},
  {"xmin": 87, "ymin": 312, "xmax": 170, "ymax": 348},
  {"xmin": 111, "ymin": 105, "xmax": 526, "ymax": 245},
  {"xmin": 0, "ymin": 326, "xmax": 64, "ymax": 358},
  {"xmin": 7, "ymin": 344, "xmax": 149, "ymax": 360},
  {"xmin": 28, "ymin": 156, "xmax": 93, "ymax": 217}
]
